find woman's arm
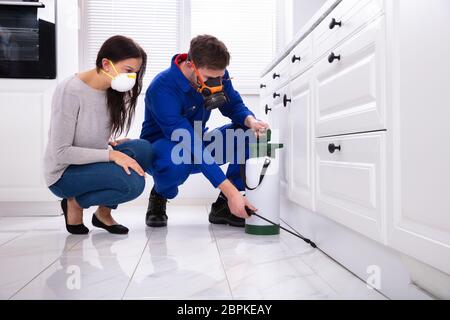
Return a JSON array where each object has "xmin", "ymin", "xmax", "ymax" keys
[{"xmin": 50, "ymin": 88, "xmax": 110, "ymax": 165}]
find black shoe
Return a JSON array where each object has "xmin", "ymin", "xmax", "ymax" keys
[
  {"xmin": 61, "ymin": 199, "xmax": 89, "ymax": 235},
  {"xmin": 92, "ymin": 213, "xmax": 129, "ymax": 234},
  {"xmin": 146, "ymin": 188, "xmax": 168, "ymax": 227},
  {"xmin": 208, "ymin": 193, "xmax": 245, "ymax": 228}
]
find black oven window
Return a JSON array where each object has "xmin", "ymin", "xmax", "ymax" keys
[
  {"xmin": 0, "ymin": 3, "xmax": 56, "ymax": 79},
  {"xmin": 0, "ymin": 7, "xmax": 39, "ymax": 62}
]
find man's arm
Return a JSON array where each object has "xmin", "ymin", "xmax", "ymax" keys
[{"xmin": 147, "ymin": 88, "xmax": 227, "ymax": 188}]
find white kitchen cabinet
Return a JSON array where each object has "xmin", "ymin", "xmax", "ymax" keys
[
  {"xmin": 289, "ymin": 35, "xmax": 314, "ymax": 80},
  {"xmin": 267, "ymin": 85, "xmax": 290, "ymax": 188},
  {"xmin": 287, "ymin": 69, "xmax": 315, "ymax": 211},
  {"xmin": 0, "ymin": 1, "xmax": 79, "ymax": 208},
  {"xmin": 313, "ymin": 0, "xmax": 384, "ymax": 61},
  {"xmin": 259, "ymin": 0, "xmax": 450, "ymax": 298},
  {"xmin": 385, "ymin": 0, "xmax": 450, "ymax": 275},
  {"xmin": 315, "ymin": 132, "xmax": 386, "ymax": 242},
  {"xmin": 315, "ymin": 15, "xmax": 386, "ymax": 137},
  {"xmin": 0, "ymin": 82, "xmax": 56, "ymax": 201}
]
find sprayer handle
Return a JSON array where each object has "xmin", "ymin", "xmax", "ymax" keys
[{"xmin": 245, "ymin": 206, "xmax": 255, "ymax": 217}]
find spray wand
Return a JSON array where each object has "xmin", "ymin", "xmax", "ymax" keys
[{"xmin": 245, "ymin": 207, "xmax": 317, "ymax": 248}]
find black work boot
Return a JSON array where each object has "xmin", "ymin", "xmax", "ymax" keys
[
  {"xmin": 146, "ymin": 187, "xmax": 168, "ymax": 227},
  {"xmin": 208, "ymin": 192, "xmax": 245, "ymax": 228}
]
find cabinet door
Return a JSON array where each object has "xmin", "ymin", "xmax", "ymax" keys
[
  {"xmin": 315, "ymin": 16, "xmax": 386, "ymax": 137},
  {"xmin": 268, "ymin": 85, "xmax": 290, "ymax": 188},
  {"xmin": 386, "ymin": 0, "xmax": 450, "ymax": 274},
  {"xmin": 315, "ymin": 132, "xmax": 386, "ymax": 242},
  {"xmin": 287, "ymin": 70, "xmax": 315, "ymax": 211}
]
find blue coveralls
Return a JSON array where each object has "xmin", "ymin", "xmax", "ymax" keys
[{"xmin": 140, "ymin": 54, "xmax": 256, "ymax": 199}]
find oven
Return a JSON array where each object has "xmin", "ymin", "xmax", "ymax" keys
[{"xmin": 0, "ymin": 0, "xmax": 56, "ymax": 79}]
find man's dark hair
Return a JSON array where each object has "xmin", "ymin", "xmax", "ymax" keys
[{"xmin": 188, "ymin": 34, "xmax": 230, "ymax": 70}]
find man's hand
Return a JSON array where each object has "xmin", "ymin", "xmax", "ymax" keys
[
  {"xmin": 245, "ymin": 116, "xmax": 270, "ymax": 138},
  {"xmin": 218, "ymin": 179, "xmax": 257, "ymax": 219}
]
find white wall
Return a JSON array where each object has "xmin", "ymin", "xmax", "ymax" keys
[{"xmin": 292, "ymin": 0, "xmax": 328, "ymax": 36}]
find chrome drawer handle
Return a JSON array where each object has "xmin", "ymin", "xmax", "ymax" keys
[{"xmin": 328, "ymin": 143, "xmax": 341, "ymax": 153}]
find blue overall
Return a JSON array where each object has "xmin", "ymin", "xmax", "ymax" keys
[{"xmin": 140, "ymin": 54, "xmax": 256, "ymax": 199}]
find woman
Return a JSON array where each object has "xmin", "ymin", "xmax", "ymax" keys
[{"xmin": 43, "ymin": 35, "xmax": 152, "ymax": 235}]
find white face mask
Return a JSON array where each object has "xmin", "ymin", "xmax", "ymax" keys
[{"xmin": 101, "ymin": 60, "xmax": 137, "ymax": 92}]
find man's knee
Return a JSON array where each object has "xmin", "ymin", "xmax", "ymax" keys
[
  {"xmin": 116, "ymin": 139, "xmax": 153, "ymax": 170},
  {"xmin": 158, "ymin": 162, "xmax": 192, "ymax": 184}
]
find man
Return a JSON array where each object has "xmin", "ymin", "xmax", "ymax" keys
[{"xmin": 140, "ymin": 34, "xmax": 269, "ymax": 228}]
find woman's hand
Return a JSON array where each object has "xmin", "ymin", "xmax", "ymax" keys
[
  {"xmin": 108, "ymin": 138, "xmax": 131, "ymax": 147},
  {"xmin": 109, "ymin": 150, "xmax": 145, "ymax": 176}
]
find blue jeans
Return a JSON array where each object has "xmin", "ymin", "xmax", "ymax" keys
[
  {"xmin": 49, "ymin": 139, "xmax": 153, "ymax": 209},
  {"xmin": 147, "ymin": 123, "xmax": 253, "ymax": 199}
]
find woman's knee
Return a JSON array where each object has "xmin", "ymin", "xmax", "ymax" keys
[{"xmin": 123, "ymin": 173, "xmax": 146, "ymax": 201}]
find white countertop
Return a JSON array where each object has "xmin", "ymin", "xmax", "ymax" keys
[{"xmin": 261, "ymin": 0, "xmax": 342, "ymax": 76}]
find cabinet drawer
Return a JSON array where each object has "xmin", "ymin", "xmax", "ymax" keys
[
  {"xmin": 314, "ymin": 0, "xmax": 383, "ymax": 61},
  {"xmin": 289, "ymin": 35, "xmax": 313, "ymax": 79},
  {"xmin": 269, "ymin": 55, "xmax": 291, "ymax": 91},
  {"xmin": 267, "ymin": 85, "xmax": 289, "ymax": 142},
  {"xmin": 259, "ymin": 96, "xmax": 272, "ymax": 123},
  {"xmin": 315, "ymin": 132, "xmax": 385, "ymax": 242},
  {"xmin": 316, "ymin": 16, "xmax": 386, "ymax": 137},
  {"xmin": 288, "ymin": 70, "xmax": 315, "ymax": 210},
  {"xmin": 268, "ymin": 85, "xmax": 290, "ymax": 186},
  {"xmin": 259, "ymin": 72, "xmax": 272, "ymax": 98}
]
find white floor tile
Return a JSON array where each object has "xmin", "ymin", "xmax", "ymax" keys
[
  {"xmin": 0, "ymin": 231, "xmax": 83, "ymax": 299},
  {"xmin": 225, "ymin": 256, "xmax": 337, "ymax": 299},
  {"xmin": 0, "ymin": 231, "xmax": 24, "ymax": 247},
  {"xmin": 0, "ymin": 204, "xmax": 389, "ymax": 300},
  {"xmin": 12, "ymin": 254, "xmax": 138, "ymax": 300},
  {"xmin": 299, "ymin": 250, "xmax": 387, "ymax": 300}
]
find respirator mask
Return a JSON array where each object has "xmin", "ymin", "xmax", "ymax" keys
[
  {"xmin": 192, "ymin": 63, "xmax": 229, "ymax": 111},
  {"xmin": 101, "ymin": 59, "xmax": 137, "ymax": 93}
]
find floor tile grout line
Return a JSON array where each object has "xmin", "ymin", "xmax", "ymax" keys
[
  {"xmin": 280, "ymin": 218, "xmax": 390, "ymax": 300},
  {"xmin": 7, "ymin": 234, "xmax": 86, "ymax": 300},
  {"xmin": 205, "ymin": 205, "xmax": 235, "ymax": 300},
  {"xmin": 0, "ymin": 231, "xmax": 27, "ymax": 249},
  {"xmin": 120, "ymin": 227, "xmax": 153, "ymax": 300}
]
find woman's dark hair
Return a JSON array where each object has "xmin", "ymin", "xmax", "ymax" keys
[{"xmin": 95, "ymin": 35, "xmax": 147, "ymax": 138}]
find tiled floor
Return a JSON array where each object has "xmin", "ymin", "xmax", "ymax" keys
[{"xmin": 0, "ymin": 204, "xmax": 387, "ymax": 300}]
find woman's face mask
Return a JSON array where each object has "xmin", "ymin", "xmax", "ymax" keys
[{"xmin": 101, "ymin": 60, "xmax": 137, "ymax": 92}]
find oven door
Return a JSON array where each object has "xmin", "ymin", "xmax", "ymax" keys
[{"xmin": 0, "ymin": 0, "xmax": 56, "ymax": 79}]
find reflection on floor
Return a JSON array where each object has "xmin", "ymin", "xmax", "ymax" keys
[{"xmin": 0, "ymin": 204, "xmax": 386, "ymax": 300}]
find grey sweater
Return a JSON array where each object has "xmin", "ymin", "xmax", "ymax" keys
[{"xmin": 43, "ymin": 75, "xmax": 112, "ymax": 187}]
